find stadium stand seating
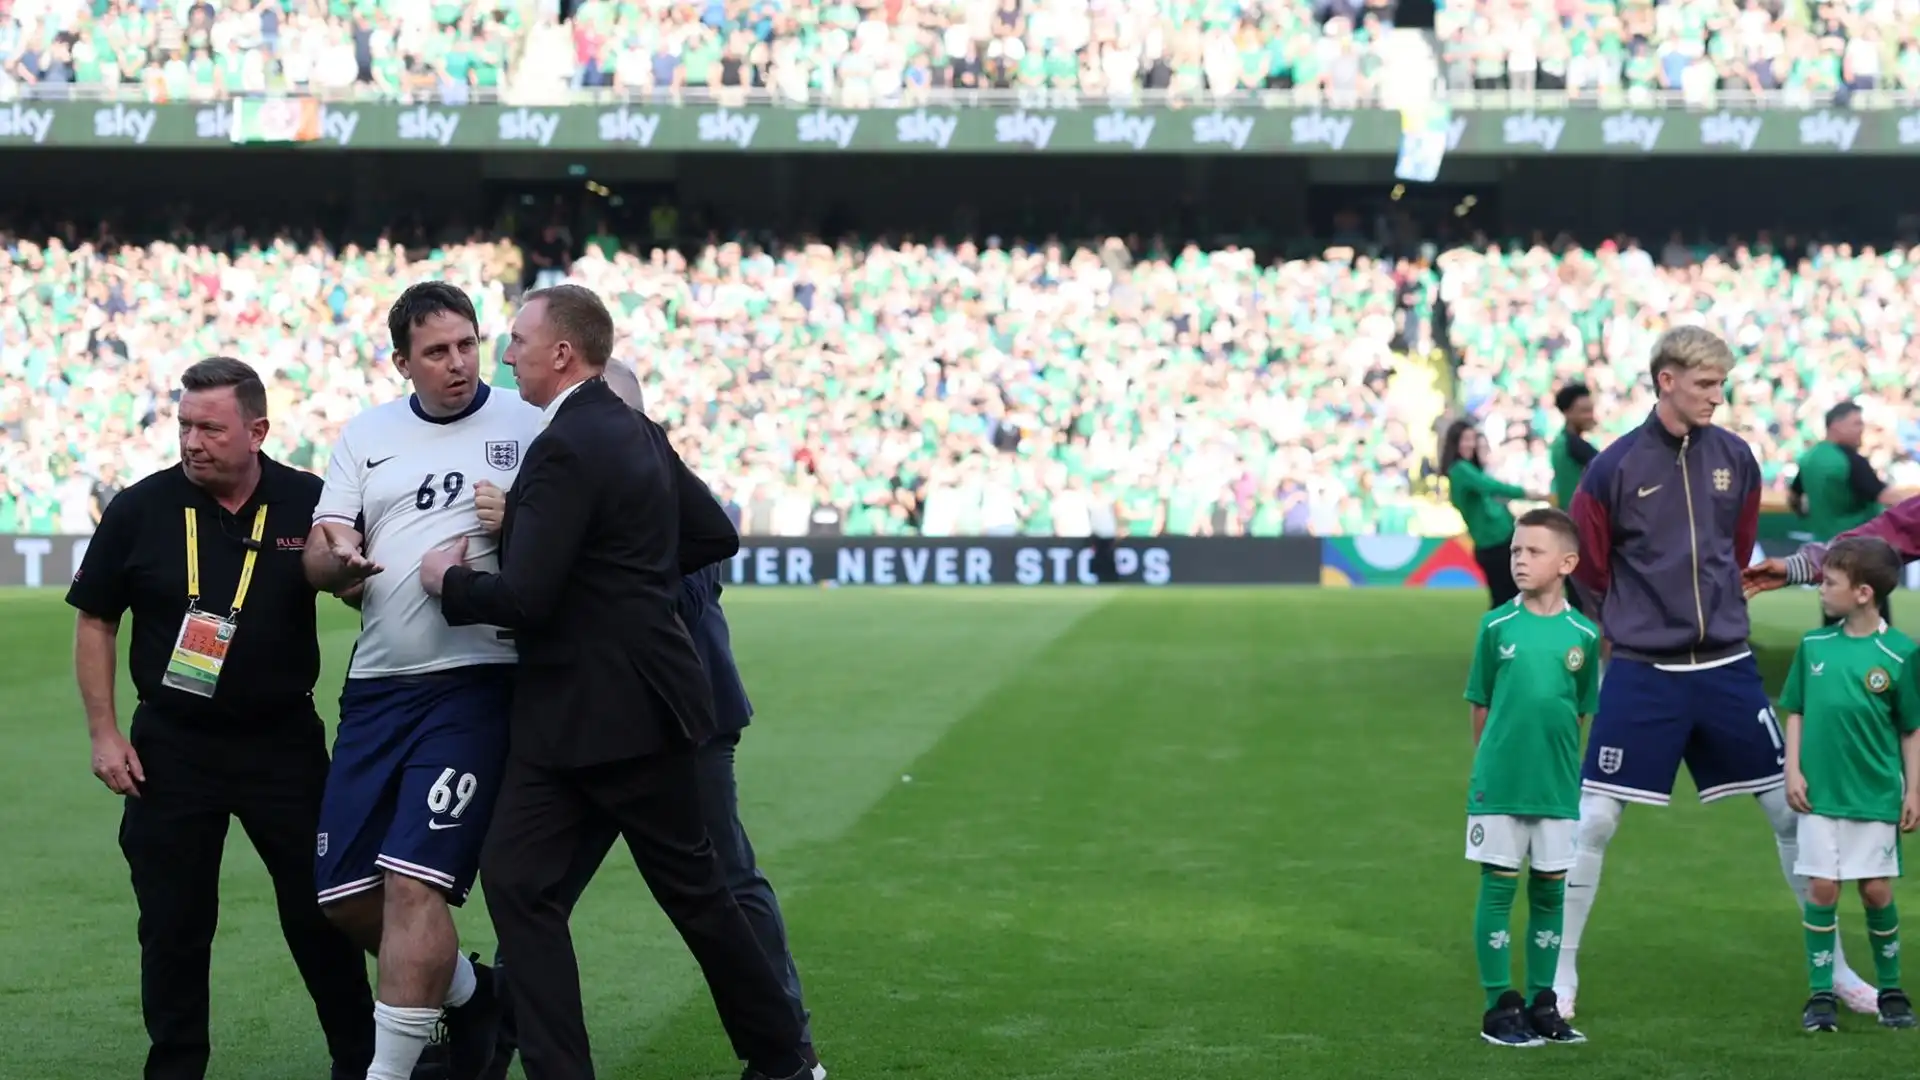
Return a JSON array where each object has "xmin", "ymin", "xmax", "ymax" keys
[
  {"xmin": 6, "ymin": 0, "xmax": 1905, "ymax": 105},
  {"xmin": 0, "ymin": 0, "xmax": 1407, "ymax": 101},
  {"xmin": 5, "ymin": 222, "xmax": 1917, "ymax": 539}
]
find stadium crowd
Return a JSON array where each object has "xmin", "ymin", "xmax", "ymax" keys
[
  {"xmin": 5, "ymin": 222, "xmax": 1919, "ymax": 539},
  {"xmin": 6, "ymin": 0, "xmax": 1914, "ymax": 105},
  {"xmin": 1450, "ymin": 233, "xmax": 1920, "ymax": 508},
  {"xmin": 1436, "ymin": 0, "xmax": 1920, "ymax": 99},
  {"xmin": 0, "ymin": 224, "xmax": 1442, "ymax": 538},
  {"xmin": 0, "ymin": 0, "xmax": 1404, "ymax": 102}
]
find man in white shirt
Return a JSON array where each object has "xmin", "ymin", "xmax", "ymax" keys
[{"xmin": 302, "ymin": 283, "xmax": 544, "ymax": 1080}]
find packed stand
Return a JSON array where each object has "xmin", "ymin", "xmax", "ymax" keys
[
  {"xmin": 1446, "ymin": 233, "xmax": 1920, "ymax": 504},
  {"xmin": 0, "ymin": 226, "xmax": 1441, "ymax": 538},
  {"xmin": 1436, "ymin": 0, "xmax": 1920, "ymax": 102},
  {"xmin": 0, "ymin": 0, "xmax": 1400, "ymax": 103}
]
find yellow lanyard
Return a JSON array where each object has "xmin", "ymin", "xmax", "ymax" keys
[{"xmin": 185, "ymin": 505, "xmax": 268, "ymax": 619}]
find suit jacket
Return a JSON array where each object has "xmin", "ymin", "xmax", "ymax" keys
[
  {"xmin": 677, "ymin": 564, "xmax": 753, "ymax": 735},
  {"xmin": 440, "ymin": 376, "xmax": 740, "ymax": 768}
]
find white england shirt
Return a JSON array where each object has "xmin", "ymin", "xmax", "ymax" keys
[{"xmin": 314, "ymin": 384, "xmax": 543, "ymax": 679}]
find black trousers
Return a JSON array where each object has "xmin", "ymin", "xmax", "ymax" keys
[
  {"xmin": 1475, "ymin": 543, "xmax": 1520, "ymax": 609},
  {"xmin": 1089, "ymin": 537, "xmax": 1119, "ymax": 583},
  {"xmin": 480, "ymin": 743, "xmax": 805, "ymax": 1080},
  {"xmin": 486, "ymin": 732, "xmax": 812, "ymax": 1076},
  {"xmin": 120, "ymin": 705, "xmax": 374, "ymax": 1080}
]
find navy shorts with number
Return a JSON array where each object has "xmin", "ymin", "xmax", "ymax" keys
[
  {"xmin": 315, "ymin": 665, "xmax": 513, "ymax": 907},
  {"xmin": 1581, "ymin": 653, "xmax": 1785, "ymax": 806}
]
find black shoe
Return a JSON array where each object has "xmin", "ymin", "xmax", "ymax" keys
[
  {"xmin": 800, "ymin": 1042, "xmax": 826, "ymax": 1079},
  {"xmin": 1803, "ymin": 991, "xmax": 1841, "ymax": 1032},
  {"xmin": 1880, "ymin": 989, "xmax": 1918, "ymax": 1029},
  {"xmin": 739, "ymin": 1068, "xmax": 810, "ymax": 1080},
  {"xmin": 1527, "ymin": 989, "xmax": 1587, "ymax": 1044},
  {"xmin": 1481, "ymin": 990, "xmax": 1545, "ymax": 1047},
  {"xmin": 443, "ymin": 955, "xmax": 502, "ymax": 1080},
  {"xmin": 475, "ymin": 1023, "xmax": 516, "ymax": 1080},
  {"xmin": 410, "ymin": 1034, "xmax": 449, "ymax": 1080}
]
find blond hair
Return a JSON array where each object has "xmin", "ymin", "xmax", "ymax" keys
[{"xmin": 1648, "ymin": 325, "xmax": 1734, "ymax": 386}]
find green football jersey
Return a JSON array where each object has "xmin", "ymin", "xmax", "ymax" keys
[
  {"xmin": 1780, "ymin": 625, "xmax": 1920, "ymax": 823},
  {"xmin": 1463, "ymin": 599, "xmax": 1602, "ymax": 819}
]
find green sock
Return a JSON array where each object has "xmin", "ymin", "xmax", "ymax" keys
[
  {"xmin": 1868, "ymin": 901, "xmax": 1902, "ymax": 992},
  {"xmin": 1526, "ymin": 873, "xmax": 1567, "ymax": 1000},
  {"xmin": 1475, "ymin": 866, "xmax": 1520, "ymax": 1010},
  {"xmin": 1806, "ymin": 901, "xmax": 1840, "ymax": 994}
]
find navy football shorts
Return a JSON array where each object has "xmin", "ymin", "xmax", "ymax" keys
[
  {"xmin": 315, "ymin": 665, "xmax": 512, "ymax": 907},
  {"xmin": 1580, "ymin": 653, "xmax": 1785, "ymax": 806}
]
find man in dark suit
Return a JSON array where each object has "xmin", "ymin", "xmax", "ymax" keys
[
  {"xmin": 417, "ymin": 284, "xmax": 810, "ymax": 1080},
  {"xmin": 469, "ymin": 360, "xmax": 824, "ymax": 1080}
]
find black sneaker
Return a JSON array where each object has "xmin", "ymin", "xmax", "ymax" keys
[
  {"xmin": 409, "ymin": 1029, "xmax": 449, "ymax": 1080},
  {"xmin": 739, "ymin": 1068, "xmax": 811, "ymax": 1080},
  {"xmin": 1879, "ymin": 989, "xmax": 1918, "ymax": 1029},
  {"xmin": 1481, "ymin": 990, "xmax": 1545, "ymax": 1047},
  {"xmin": 1527, "ymin": 989, "xmax": 1587, "ymax": 1044},
  {"xmin": 443, "ymin": 954, "xmax": 502, "ymax": 1080},
  {"xmin": 1803, "ymin": 991, "xmax": 1841, "ymax": 1033}
]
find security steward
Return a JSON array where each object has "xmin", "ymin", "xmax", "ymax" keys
[{"xmin": 67, "ymin": 357, "xmax": 376, "ymax": 1080}]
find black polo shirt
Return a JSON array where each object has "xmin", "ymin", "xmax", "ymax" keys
[{"xmin": 66, "ymin": 453, "xmax": 326, "ymax": 726}]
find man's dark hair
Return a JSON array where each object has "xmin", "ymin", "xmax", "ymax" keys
[
  {"xmin": 525, "ymin": 283, "xmax": 614, "ymax": 368},
  {"xmin": 181, "ymin": 357, "xmax": 267, "ymax": 421},
  {"xmin": 1516, "ymin": 506, "xmax": 1580, "ymax": 549},
  {"xmin": 1825, "ymin": 536, "xmax": 1902, "ymax": 602},
  {"xmin": 1825, "ymin": 401, "xmax": 1863, "ymax": 429},
  {"xmin": 1555, "ymin": 382, "xmax": 1591, "ymax": 414},
  {"xmin": 388, "ymin": 281, "xmax": 479, "ymax": 358}
]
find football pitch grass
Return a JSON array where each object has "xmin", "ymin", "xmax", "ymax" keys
[{"xmin": 2, "ymin": 585, "xmax": 1915, "ymax": 1079}]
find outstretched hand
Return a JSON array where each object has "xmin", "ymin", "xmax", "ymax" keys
[
  {"xmin": 1743, "ymin": 558, "xmax": 1790, "ymax": 600},
  {"xmin": 331, "ymin": 537, "xmax": 383, "ymax": 581}
]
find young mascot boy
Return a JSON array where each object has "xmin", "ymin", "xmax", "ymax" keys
[
  {"xmin": 1781, "ymin": 535, "xmax": 1920, "ymax": 1032},
  {"xmin": 1463, "ymin": 507, "xmax": 1599, "ymax": 1047}
]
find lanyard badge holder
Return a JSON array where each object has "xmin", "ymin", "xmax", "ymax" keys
[{"xmin": 162, "ymin": 505, "xmax": 267, "ymax": 699}]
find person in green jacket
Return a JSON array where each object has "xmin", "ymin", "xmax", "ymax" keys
[
  {"xmin": 1549, "ymin": 383, "xmax": 1600, "ymax": 513},
  {"xmin": 1789, "ymin": 401, "xmax": 1906, "ymax": 624},
  {"xmin": 1441, "ymin": 418, "xmax": 1551, "ymax": 609}
]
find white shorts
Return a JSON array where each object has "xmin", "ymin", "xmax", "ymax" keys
[
  {"xmin": 1465, "ymin": 814, "xmax": 1577, "ymax": 873},
  {"xmin": 1793, "ymin": 814, "xmax": 1902, "ymax": 882}
]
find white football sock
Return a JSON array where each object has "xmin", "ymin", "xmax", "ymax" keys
[
  {"xmin": 445, "ymin": 953, "xmax": 476, "ymax": 1009},
  {"xmin": 1758, "ymin": 787, "xmax": 1857, "ymax": 982},
  {"xmin": 1557, "ymin": 791, "xmax": 1624, "ymax": 990},
  {"xmin": 367, "ymin": 1001, "xmax": 441, "ymax": 1080}
]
